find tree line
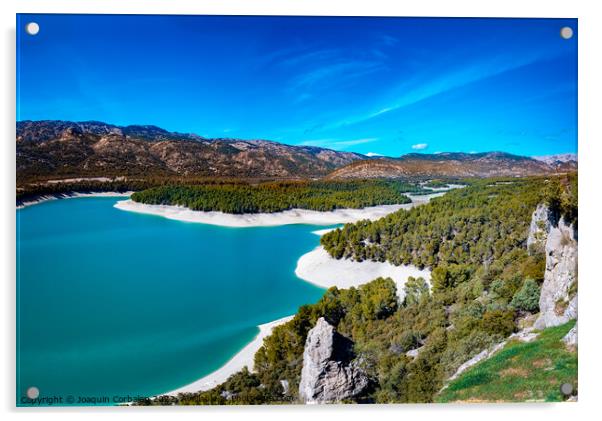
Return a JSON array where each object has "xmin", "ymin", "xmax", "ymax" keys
[{"xmin": 130, "ymin": 180, "xmax": 423, "ymax": 214}]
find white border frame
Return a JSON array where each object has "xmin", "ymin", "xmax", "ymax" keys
[{"xmin": 3, "ymin": 1, "xmax": 600, "ymax": 420}]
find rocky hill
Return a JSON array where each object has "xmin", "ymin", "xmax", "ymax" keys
[
  {"xmin": 533, "ymin": 153, "xmax": 577, "ymax": 165},
  {"xmin": 327, "ymin": 152, "xmax": 575, "ymax": 179},
  {"xmin": 532, "ymin": 154, "xmax": 578, "ymax": 173},
  {"xmin": 16, "ymin": 120, "xmax": 364, "ymax": 183}
]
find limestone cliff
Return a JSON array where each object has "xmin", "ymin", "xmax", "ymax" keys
[
  {"xmin": 526, "ymin": 204, "xmax": 551, "ymax": 253},
  {"xmin": 529, "ymin": 204, "xmax": 578, "ymax": 331},
  {"xmin": 298, "ymin": 318, "xmax": 369, "ymax": 404}
]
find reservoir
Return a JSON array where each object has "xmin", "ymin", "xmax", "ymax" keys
[{"xmin": 16, "ymin": 196, "xmax": 326, "ymax": 404}]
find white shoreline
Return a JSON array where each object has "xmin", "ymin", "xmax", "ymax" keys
[
  {"xmin": 114, "ymin": 192, "xmax": 445, "ymax": 228},
  {"xmin": 164, "ymin": 315, "xmax": 294, "ymax": 396},
  {"xmin": 17, "ymin": 191, "xmax": 133, "ymax": 209},
  {"xmin": 295, "ymin": 246, "xmax": 431, "ymax": 301}
]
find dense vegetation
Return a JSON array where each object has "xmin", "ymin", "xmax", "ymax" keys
[
  {"xmin": 17, "ymin": 179, "xmax": 145, "ymax": 205},
  {"xmin": 437, "ymin": 320, "xmax": 577, "ymax": 402},
  {"xmin": 138, "ymin": 174, "xmax": 576, "ymax": 405},
  {"xmin": 321, "ymin": 177, "xmax": 557, "ymax": 269},
  {"xmin": 17, "ymin": 176, "xmax": 274, "ymax": 206},
  {"xmin": 130, "ymin": 180, "xmax": 422, "ymax": 214},
  {"xmin": 423, "ymin": 179, "xmax": 454, "ymax": 189},
  {"xmin": 321, "ymin": 179, "xmax": 534, "ymax": 268}
]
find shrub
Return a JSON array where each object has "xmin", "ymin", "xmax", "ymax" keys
[
  {"xmin": 481, "ymin": 309, "xmax": 516, "ymax": 336},
  {"xmin": 521, "ymin": 255, "xmax": 545, "ymax": 282},
  {"xmin": 440, "ymin": 330, "xmax": 501, "ymax": 377},
  {"xmin": 510, "ymin": 278, "xmax": 541, "ymax": 313},
  {"xmin": 489, "ymin": 274, "xmax": 522, "ymax": 302},
  {"xmin": 396, "ymin": 330, "xmax": 420, "ymax": 352}
]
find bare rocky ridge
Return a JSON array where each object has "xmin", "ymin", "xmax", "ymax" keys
[
  {"xmin": 327, "ymin": 152, "xmax": 575, "ymax": 179},
  {"xmin": 299, "ymin": 318, "xmax": 369, "ymax": 404},
  {"xmin": 16, "ymin": 120, "xmax": 364, "ymax": 182}
]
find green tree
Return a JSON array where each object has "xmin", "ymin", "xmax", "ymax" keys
[
  {"xmin": 359, "ymin": 277, "xmax": 398, "ymax": 320},
  {"xmin": 403, "ymin": 276, "xmax": 430, "ymax": 306}
]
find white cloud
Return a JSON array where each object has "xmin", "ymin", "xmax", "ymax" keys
[
  {"xmin": 291, "ymin": 60, "xmax": 383, "ymax": 90},
  {"xmin": 365, "ymin": 152, "xmax": 383, "ymax": 157},
  {"xmin": 411, "ymin": 143, "xmax": 429, "ymax": 150}
]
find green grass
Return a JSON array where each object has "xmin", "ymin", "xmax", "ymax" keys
[{"xmin": 436, "ymin": 320, "xmax": 577, "ymax": 403}]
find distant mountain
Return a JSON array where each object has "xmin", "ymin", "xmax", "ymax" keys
[
  {"xmin": 532, "ymin": 153, "xmax": 577, "ymax": 164},
  {"xmin": 327, "ymin": 152, "xmax": 575, "ymax": 179},
  {"xmin": 532, "ymin": 154, "xmax": 578, "ymax": 173},
  {"xmin": 16, "ymin": 120, "xmax": 364, "ymax": 182}
]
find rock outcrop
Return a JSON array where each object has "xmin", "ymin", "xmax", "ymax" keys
[
  {"xmin": 563, "ymin": 322, "xmax": 578, "ymax": 349},
  {"xmin": 298, "ymin": 318, "xmax": 369, "ymax": 404},
  {"xmin": 526, "ymin": 204, "xmax": 552, "ymax": 253},
  {"xmin": 528, "ymin": 205, "xmax": 578, "ymax": 330}
]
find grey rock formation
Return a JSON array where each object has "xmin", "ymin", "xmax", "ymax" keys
[
  {"xmin": 527, "ymin": 204, "xmax": 552, "ymax": 253},
  {"xmin": 405, "ymin": 347, "xmax": 423, "ymax": 359},
  {"xmin": 563, "ymin": 322, "xmax": 578, "ymax": 349},
  {"xmin": 299, "ymin": 318, "xmax": 369, "ymax": 404},
  {"xmin": 530, "ymin": 205, "xmax": 578, "ymax": 330}
]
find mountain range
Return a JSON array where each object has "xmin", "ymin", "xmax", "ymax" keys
[
  {"xmin": 327, "ymin": 152, "xmax": 577, "ymax": 179},
  {"xmin": 16, "ymin": 120, "xmax": 576, "ymax": 183},
  {"xmin": 16, "ymin": 120, "xmax": 363, "ymax": 182}
]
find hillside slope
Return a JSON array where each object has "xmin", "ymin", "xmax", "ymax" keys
[
  {"xmin": 436, "ymin": 321, "xmax": 577, "ymax": 403},
  {"xmin": 16, "ymin": 120, "xmax": 364, "ymax": 183}
]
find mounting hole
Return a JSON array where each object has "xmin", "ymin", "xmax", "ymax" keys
[
  {"xmin": 560, "ymin": 382, "xmax": 574, "ymax": 396},
  {"xmin": 560, "ymin": 26, "xmax": 573, "ymax": 40},
  {"xmin": 25, "ymin": 22, "xmax": 40, "ymax": 36},
  {"xmin": 26, "ymin": 386, "xmax": 40, "ymax": 399}
]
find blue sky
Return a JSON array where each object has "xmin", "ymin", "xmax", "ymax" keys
[{"xmin": 17, "ymin": 15, "xmax": 577, "ymax": 157}]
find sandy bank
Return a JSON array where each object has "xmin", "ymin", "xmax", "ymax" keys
[
  {"xmin": 295, "ymin": 246, "xmax": 430, "ymax": 301},
  {"xmin": 17, "ymin": 192, "xmax": 134, "ymax": 209},
  {"xmin": 114, "ymin": 191, "xmax": 445, "ymax": 228},
  {"xmin": 311, "ymin": 228, "xmax": 337, "ymax": 236},
  {"xmin": 164, "ymin": 315, "xmax": 294, "ymax": 396}
]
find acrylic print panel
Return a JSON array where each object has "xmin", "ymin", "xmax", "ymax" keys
[{"xmin": 16, "ymin": 14, "xmax": 577, "ymax": 406}]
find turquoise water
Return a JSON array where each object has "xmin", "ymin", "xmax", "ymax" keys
[{"xmin": 16, "ymin": 197, "xmax": 326, "ymax": 406}]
